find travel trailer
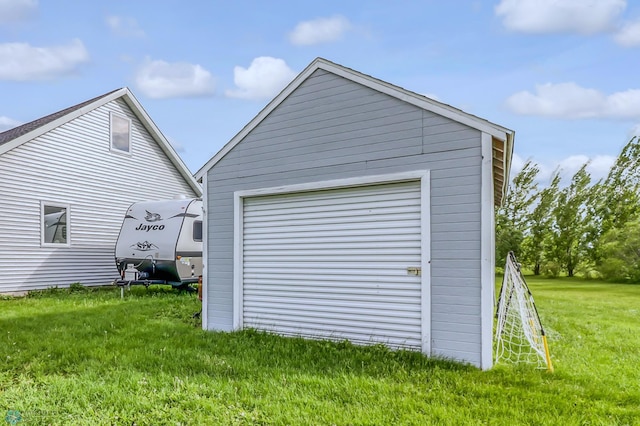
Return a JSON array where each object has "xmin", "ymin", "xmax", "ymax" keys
[{"xmin": 114, "ymin": 198, "xmax": 203, "ymax": 289}]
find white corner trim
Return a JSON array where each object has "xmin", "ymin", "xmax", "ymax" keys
[
  {"xmin": 420, "ymin": 171, "xmax": 432, "ymax": 355},
  {"xmin": 480, "ymin": 132, "xmax": 495, "ymax": 370},
  {"xmin": 233, "ymin": 190, "xmax": 244, "ymax": 330},
  {"xmin": 201, "ymin": 176, "xmax": 208, "ymax": 330}
]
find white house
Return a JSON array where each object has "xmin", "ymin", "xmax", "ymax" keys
[
  {"xmin": 195, "ymin": 58, "xmax": 514, "ymax": 369},
  {"xmin": 0, "ymin": 88, "xmax": 201, "ymax": 293}
]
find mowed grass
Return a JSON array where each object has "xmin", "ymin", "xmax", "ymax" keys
[{"xmin": 0, "ymin": 280, "xmax": 639, "ymax": 425}]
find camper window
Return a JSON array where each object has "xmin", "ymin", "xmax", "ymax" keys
[
  {"xmin": 193, "ymin": 220, "xmax": 203, "ymax": 242},
  {"xmin": 41, "ymin": 203, "xmax": 70, "ymax": 246},
  {"xmin": 110, "ymin": 112, "xmax": 131, "ymax": 154}
]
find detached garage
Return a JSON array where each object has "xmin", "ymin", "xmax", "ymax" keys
[{"xmin": 196, "ymin": 58, "xmax": 514, "ymax": 369}]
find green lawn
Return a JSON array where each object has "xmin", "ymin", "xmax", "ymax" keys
[{"xmin": 1, "ymin": 279, "xmax": 639, "ymax": 425}]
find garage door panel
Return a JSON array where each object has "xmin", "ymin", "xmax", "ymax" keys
[
  {"xmin": 244, "ymin": 273, "xmax": 419, "ymax": 285},
  {"xmin": 244, "ymin": 279, "xmax": 421, "ymax": 293},
  {"xmin": 244, "ymin": 310, "xmax": 421, "ymax": 331},
  {"xmin": 243, "ymin": 247, "xmax": 419, "ymax": 258},
  {"xmin": 241, "ymin": 180, "xmax": 424, "ymax": 350},
  {"xmin": 258, "ymin": 324, "xmax": 422, "ymax": 348},
  {"xmin": 243, "ymin": 210, "xmax": 420, "ymax": 230},
  {"xmin": 244, "ymin": 296, "xmax": 420, "ymax": 321},
  {"xmin": 244, "ymin": 184, "xmax": 420, "ymax": 209},
  {"xmin": 244, "ymin": 229, "xmax": 420, "ymax": 243},
  {"xmin": 242, "ymin": 253, "xmax": 419, "ymax": 262},
  {"xmin": 243, "ymin": 217, "xmax": 421, "ymax": 236},
  {"xmin": 242, "ymin": 287, "xmax": 421, "ymax": 303}
]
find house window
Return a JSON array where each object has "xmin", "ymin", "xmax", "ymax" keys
[
  {"xmin": 41, "ymin": 203, "xmax": 70, "ymax": 246},
  {"xmin": 110, "ymin": 112, "xmax": 131, "ymax": 153},
  {"xmin": 193, "ymin": 220, "xmax": 203, "ymax": 242}
]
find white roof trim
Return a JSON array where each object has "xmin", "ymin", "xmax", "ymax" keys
[
  {"xmin": 195, "ymin": 57, "xmax": 514, "ymax": 180},
  {"xmin": 1, "ymin": 88, "xmax": 201, "ymax": 196}
]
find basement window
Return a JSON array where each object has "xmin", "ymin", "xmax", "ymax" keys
[
  {"xmin": 41, "ymin": 203, "xmax": 70, "ymax": 246},
  {"xmin": 110, "ymin": 112, "xmax": 131, "ymax": 154}
]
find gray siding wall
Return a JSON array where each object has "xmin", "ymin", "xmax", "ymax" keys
[
  {"xmin": 206, "ymin": 69, "xmax": 483, "ymax": 365},
  {"xmin": 0, "ymin": 98, "xmax": 197, "ymax": 292}
]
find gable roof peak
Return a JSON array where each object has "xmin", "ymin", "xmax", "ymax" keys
[
  {"xmin": 0, "ymin": 87, "xmax": 201, "ymax": 195},
  {"xmin": 195, "ymin": 57, "xmax": 514, "ymax": 182}
]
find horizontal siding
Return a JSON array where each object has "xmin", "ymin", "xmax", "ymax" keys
[
  {"xmin": 206, "ymin": 69, "xmax": 483, "ymax": 365},
  {"xmin": 0, "ymin": 98, "xmax": 197, "ymax": 292}
]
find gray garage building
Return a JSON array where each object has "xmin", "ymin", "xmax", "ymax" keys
[{"xmin": 195, "ymin": 58, "xmax": 514, "ymax": 369}]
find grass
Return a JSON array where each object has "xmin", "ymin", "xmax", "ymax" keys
[{"xmin": 0, "ymin": 280, "xmax": 639, "ymax": 425}]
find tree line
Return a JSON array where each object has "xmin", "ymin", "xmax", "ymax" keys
[{"xmin": 496, "ymin": 136, "xmax": 640, "ymax": 282}]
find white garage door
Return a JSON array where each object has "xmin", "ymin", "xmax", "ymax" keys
[{"xmin": 240, "ymin": 180, "xmax": 426, "ymax": 349}]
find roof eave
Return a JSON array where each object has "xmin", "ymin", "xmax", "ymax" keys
[{"xmin": 0, "ymin": 88, "xmax": 128, "ymax": 156}]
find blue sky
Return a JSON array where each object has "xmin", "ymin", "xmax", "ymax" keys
[{"xmin": 1, "ymin": 0, "xmax": 639, "ymax": 182}]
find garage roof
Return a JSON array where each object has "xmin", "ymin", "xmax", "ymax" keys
[{"xmin": 196, "ymin": 57, "xmax": 514, "ymax": 205}]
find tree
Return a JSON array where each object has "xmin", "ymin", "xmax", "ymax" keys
[
  {"xmin": 597, "ymin": 220, "xmax": 640, "ymax": 282},
  {"xmin": 495, "ymin": 160, "xmax": 540, "ymax": 267},
  {"xmin": 547, "ymin": 163, "xmax": 591, "ymax": 277},
  {"xmin": 522, "ymin": 171, "xmax": 560, "ymax": 275},
  {"xmin": 599, "ymin": 136, "xmax": 640, "ymax": 230},
  {"xmin": 588, "ymin": 136, "xmax": 640, "ymax": 265}
]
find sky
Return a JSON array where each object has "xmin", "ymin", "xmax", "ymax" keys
[{"xmin": 1, "ymin": 0, "xmax": 639, "ymax": 183}]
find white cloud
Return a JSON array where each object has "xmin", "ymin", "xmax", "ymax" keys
[
  {"xmin": 588, "ymin": 155, "xmax": 618, "ymax": 179},
  {"xmin": 134, "ymin": 58, "xmax": 215, "ymax": 99},
  {"xmin": 614, "ymin": 19, "xmax": 640, "ymax": 46},
  {"xmin": 506, "ymin": 82, "xmax": 640, "ymax": 119},
  {"xmin": 495, "ymin": 0, "xmax": 626, "ymax": 34},
  {"xmin": 225, "ymin": 57, "xmax": 296, "ymax": 100},
  {"xmin": 0, "ymin": 0, "xmax": 37, "ymax": 24},
  {"xmin": 166, "ymin": 136, "xmax": 185, "ymax": 153},
  {"xmin": 557, "ymin": 155, "xmax": 616, "ymax": 181},
  {"xmin": 627, "ymin": 124, "xmax": 640, "ymax": 139},
  {"xmin": 510, "ymin": 153, "xmax": 616, "ymax": 183},
  {"xmin": 0, "ymin": 39, "xmax": 89, "ymax": 81},
  {"xmin": 288, "ymin": 15, "xmax": 352, "ymax": 45},
  {"xmin": 105, "ymin": 15, "xmax": 145, "ymax": 38},
  {"xmin": 509, "ymin": 152, "xmax": 526, "ymax": 176},
  {"xmin": 0, "ymin": 116, "xmax": 22, "ymax": 131}
]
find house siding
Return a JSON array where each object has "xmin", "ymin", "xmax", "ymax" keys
[
  {"xmin": 206, "ymin": 69, "xmax": 483, "ymax": 365},
  {"xmin": 0, "ymin": 98, "xmax": 197, "ymax": 292}
]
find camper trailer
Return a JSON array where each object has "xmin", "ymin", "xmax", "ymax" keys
[{"xmin": 114, "ymin": 198, "xmax": 203, "ymax": 289}]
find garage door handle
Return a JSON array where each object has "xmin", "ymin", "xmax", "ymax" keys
[{"xmin": 407, "ymin": 267, "xmax": 421, "ymax": 276}]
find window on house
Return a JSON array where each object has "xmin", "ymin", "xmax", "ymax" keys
[
  {"xmin": 42, "ymin": 203, "xmax": 70, "ymax": 246},
  {"xmin": 193, "ymin": 220, "xmax": 203, "ymax": 242},
  {"xmin": 110, "ymin": 112, "xmax": 131, "ymax": 153}
]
